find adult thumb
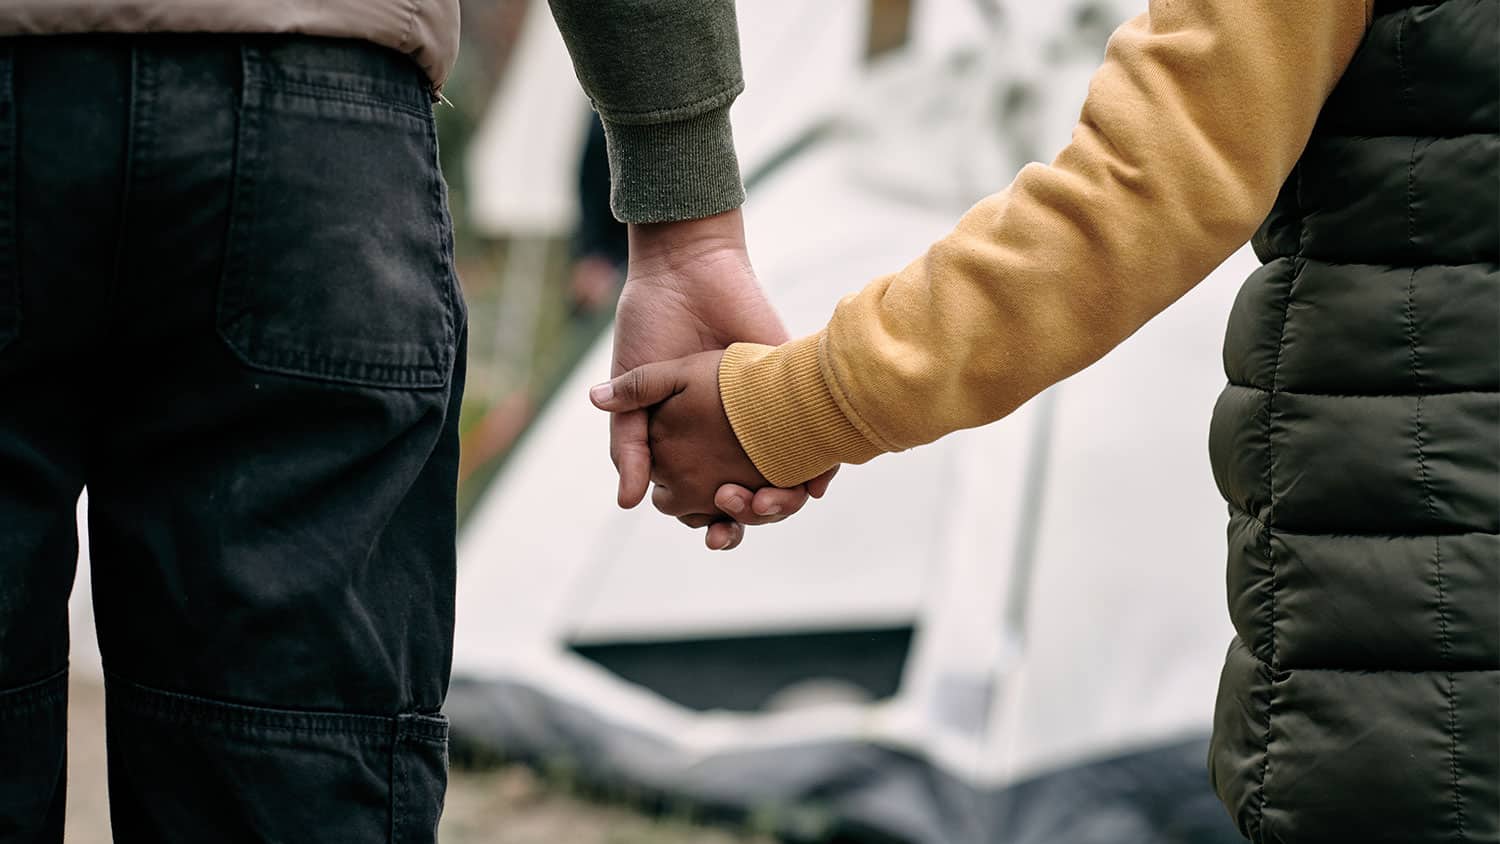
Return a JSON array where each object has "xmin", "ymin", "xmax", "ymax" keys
[{"xmin": 590, "ymin": 363, "xmax": 681, "ymax": 412}]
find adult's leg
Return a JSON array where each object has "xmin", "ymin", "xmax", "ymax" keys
[
  {"xmin": 0, "ymin": 41, "xmax": 128, "ymax": 843},
  {"xmin": 80, "ymin": 37, "xmax": 466, "ymax": 843}
]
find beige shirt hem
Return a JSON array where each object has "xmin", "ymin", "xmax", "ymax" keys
[{"xmin": 0, "ymin": 0, "xmax": 460, "ymax": 88}]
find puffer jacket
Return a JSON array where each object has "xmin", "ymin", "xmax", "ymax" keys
[{"xmin": 1207, "ymin": 0, "xmax": 1499, "ymax": 841}]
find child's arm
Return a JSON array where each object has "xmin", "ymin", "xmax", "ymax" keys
[{"xmin": 720, "ymin": 0, "xmax": 1373, "ymax": 488}]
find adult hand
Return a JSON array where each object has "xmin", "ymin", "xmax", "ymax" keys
[{"xmin": 610, "ymin": 208, "xmax": 836, "ymax": 547}]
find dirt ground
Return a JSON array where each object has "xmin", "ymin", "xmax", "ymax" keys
[{"xmin": 64, "ymin": 680, "xmax": 771, "ymax": 844}]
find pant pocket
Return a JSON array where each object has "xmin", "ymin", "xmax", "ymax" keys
[
  {"xmin": 216, "ymin": 43, "xmax": 460, "ymax": 390},
  {"xmin": 0, "ymin": 669, "xmax": 67, "ymax": 840},
  {"xmin": 105, "ymin": 674, "xmax": 449, "ymax": 844}
]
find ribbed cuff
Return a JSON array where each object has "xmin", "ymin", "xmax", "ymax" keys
[
  {"xmin": 601, "ymin": 105, "xmax": 747, "ymax": 224},
  {"xmin": 719, "ymin": 334, "xmax": 884, "ymax": 488}
]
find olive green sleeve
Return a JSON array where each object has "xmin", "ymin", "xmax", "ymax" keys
[{"xmin": 547, "ymin": 0, "xmax": 746, "ymax": 223}]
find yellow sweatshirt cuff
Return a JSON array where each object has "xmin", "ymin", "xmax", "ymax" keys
[{"xmin": 718, "ymin": 334, "xmax": 885, "ymax": 488}]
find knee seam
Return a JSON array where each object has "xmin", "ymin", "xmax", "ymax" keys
[{"xmin": 104, "ymin": 671, "xmax": 447, "ymax": 742}]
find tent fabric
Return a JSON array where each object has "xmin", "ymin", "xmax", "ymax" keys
[
  {"xmin": 449, "ymin": 3, "xmax": 1253, "ymax": 837},
  {"xmin": 446, "ymin": 676, "xmax": 1242, "ymax": 844}
]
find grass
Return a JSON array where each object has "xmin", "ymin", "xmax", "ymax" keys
[{"xmin": 441, "ymin": 765, "xmax": 778, "ymax": 844}]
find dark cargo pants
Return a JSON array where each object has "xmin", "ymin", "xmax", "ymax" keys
[{"xmin": 0, "ymin": 35, "xmax": 466, "ymax": 843}]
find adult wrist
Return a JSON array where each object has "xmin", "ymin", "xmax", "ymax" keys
[{"xmin": 626, "ymin": 208, "xmax": 750, "ymax": 279}]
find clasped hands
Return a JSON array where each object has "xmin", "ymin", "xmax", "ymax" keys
[{"xmin": 592, "ymin": 210, "xmax": 834, "ymax": 550}]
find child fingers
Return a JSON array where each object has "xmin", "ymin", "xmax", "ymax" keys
[
  {"xmin": 806, "ymin": 466, "xmax": 840, "ymax": 499},
  {"xmin": 679, "ymin": 513, "xmax": 745, "ymax": 551},
  {"xmin": 652, "ymin": 476, "xmax": 724, "ymax": 519},
  {"xmin": 590, "ymin": 362, "xmax": 682, "ymax": 413},
  {"xmin": 705, "ymin": 520, "xmax": 744, "ymax": 551},
  {"xmin": 714, "ymin": 484, "xmax": 799, "ymax": 525},
  {"xmin": 713, "ymin": 484, "xmax": 755, "ymax": 519},
  {"xmin": 748, "ymin": 486, "xmax": 808, "ymax": 521}
]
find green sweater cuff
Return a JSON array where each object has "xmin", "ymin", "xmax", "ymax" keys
[{"xmin": 601, "ymin": 104, "xmax": 746, "ymax": 224}]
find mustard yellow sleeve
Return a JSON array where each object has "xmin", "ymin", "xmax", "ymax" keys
[{"xmin": 720, "ymin": 0, "xmax": 1372, "ymax": 488}]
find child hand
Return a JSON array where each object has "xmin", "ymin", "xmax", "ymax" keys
[{"xmin": 589, "ymin": 351, "xmax": 769, "ymax": 525}]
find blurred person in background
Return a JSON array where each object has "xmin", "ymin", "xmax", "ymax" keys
[
  {"xmin": 568, "ymin": 116, "xmax": 628, "ymax": 316},
  {"xmin": 0, "ymin": 1, "xmax": 810, "ymax": 842},
  {"xmin": 581, "ymin": 1, "xmax": 1498, "ymax": 842}
]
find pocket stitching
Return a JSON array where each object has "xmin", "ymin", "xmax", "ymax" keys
[
  {"xmin": 106, "ymin": 672, "xmax": 408, "ymax": 740},
  {"xmin": 423, "ymin": 113, "xmax": 460, "ymax": 373},
  {"xmin": 246, "ymin": 48, "xmax": 431, "ymax": 120},
  {"xmin": 250, "ymin": 79, "xmax": 432, "ymax": 124}
]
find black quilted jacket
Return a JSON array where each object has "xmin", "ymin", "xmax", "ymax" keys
[{"xmin": 1206, "ymin": 1, "xmax": 1499, "ymax": 841}]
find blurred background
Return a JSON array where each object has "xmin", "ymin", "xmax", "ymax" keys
[{"xmin": 65, "ymin": 1, "xmax": 1260, "ymax": 841}]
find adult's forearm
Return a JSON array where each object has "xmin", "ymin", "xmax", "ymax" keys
[{"xmin": 548, "ymin": 0, "xmax": 747, "ymax": 224}]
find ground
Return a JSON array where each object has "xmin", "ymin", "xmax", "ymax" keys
[{"xmin": 64, "ymin": 680, "xmax": 772, "ymax": 844}]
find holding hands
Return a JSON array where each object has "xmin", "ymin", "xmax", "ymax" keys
[
  {"xmin": 591, "ymin": 350, "xmax": 764, "ymax": 526},
  {"xmin": 603, "ymin": 209, "xmax": 833, "ymax": 549}
]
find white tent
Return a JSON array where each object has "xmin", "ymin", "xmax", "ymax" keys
[{"xmin": 449, "ymin": 2, "xmax": 1247, "ymax": 842}]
